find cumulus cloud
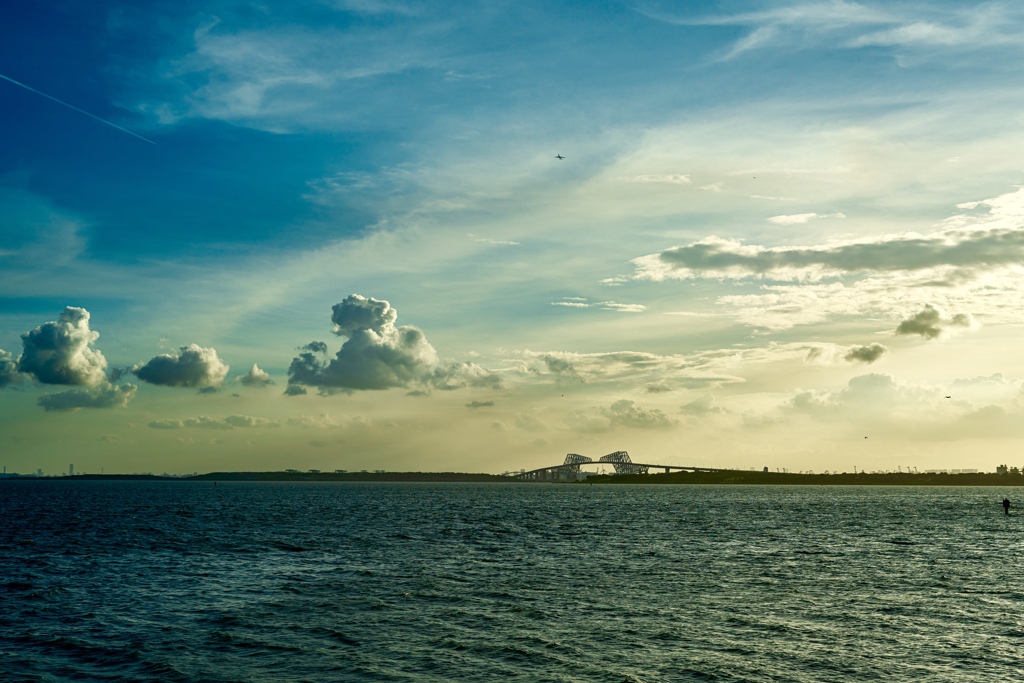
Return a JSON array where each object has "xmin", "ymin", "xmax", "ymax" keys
[
  {"xmin": 238, "ymin": 363, "xmax": 274, "ymax": 387},
  {"xmin": 567, "ymin": 399, "xmax": 676, "ymax": 432},
  {"xmin": 287, "ymin": 413, "xmax": 340, "ymax": 429},
  {"xmin": 0, "ymin": 349, "xmax": 24, "ymax": 387},
  {"xmin": 38, "ymin": 384, "xmax": 137, "ymax": 412},
  {"xmin": 18, "ymin": 307, "xmax": 109, "ymax": 386},
  {"xmin": 288, "ymin": 295, "xmax": 436, "ymax": 391},
  {"xmin": 605, "ymin": 399, "xmax": 675, "ymax": 428},
  {"xmin": 894, "ymin": 304, "xmax": 977, "ymax": 339},
  {"xmin": 844, "ymin": 343, "xmax": 888, "ymax": 363},
  {"xmin": 681, "ymin": 394, "xmax": 726, "ymax": 416},
  {"xmin": 224, "ymin": 414, "xmax": 279, "ymax": 428},
  {"xmin": 787, "ymin": 373, "xmax": 939, "ymax": 423},
  {"xmin": 148, "ymin": 414, "xmax": 279, "ymax": 430},
  {"xmin": 288, "ymin": 294, "xmax": 497, "ymax": 393},
  {"xmin": 133, "ymin": 344, "xmax": 230, "ymax": 388},
  {"xmin": 431, "ymin": 361, "xmax": 504, "ymax": 391},
  {"xmin": 952, "ymin": 373, "xmax": 1010, "ymax": 388}
]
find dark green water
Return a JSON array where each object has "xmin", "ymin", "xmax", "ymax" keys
[{"xmin": 2, "ymin": 482, "xmax": 1022, "ymax": 681}]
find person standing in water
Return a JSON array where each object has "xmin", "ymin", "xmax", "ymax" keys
[{"xmin": 1003, "ymin": 497, "xmax": 1011, "ymax": 515}]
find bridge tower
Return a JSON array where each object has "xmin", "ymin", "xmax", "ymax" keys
[{"xmin": 599, "ymin": 451, "xmax": 649, "ymax": 475}]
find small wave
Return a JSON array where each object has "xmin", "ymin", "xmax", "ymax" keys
[
  {"xmin": 310, "ymin": 626, "xmax": 362, "ymax": 647},
  {"xmin": 1, "ymin": 581, "xmax": 34, "ymax": 591},
  {"xmin": 269, "ymin": 540, "xmax": 311, "ymax": 552}
]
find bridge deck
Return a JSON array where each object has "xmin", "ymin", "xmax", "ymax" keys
[{"xmin": 514, "ymin": 463, "xmax": 729, "ymax": 479}]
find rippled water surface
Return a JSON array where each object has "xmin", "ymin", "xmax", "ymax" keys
[{"xmin": 2, "ymin": 481, "xmax": 1023, "ymax": 682}]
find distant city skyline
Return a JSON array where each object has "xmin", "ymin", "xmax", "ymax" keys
[{"xmin": 5, "ymin": 1, "xmax": 1024, "ymax": 474}]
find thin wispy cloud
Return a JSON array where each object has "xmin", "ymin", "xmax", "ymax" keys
[{"xmin": 638, "ymin": 1, "xmax": 1024, "ymax": 59}]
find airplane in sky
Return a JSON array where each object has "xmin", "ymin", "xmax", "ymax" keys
[{"xmin": 555, "ymin": 154, "xmax": 565, "ymax": 160}]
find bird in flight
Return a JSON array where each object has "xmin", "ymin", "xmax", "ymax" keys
[{"xmin": 555, "ymin": 154, "xmax": 565, "ymax": 160}]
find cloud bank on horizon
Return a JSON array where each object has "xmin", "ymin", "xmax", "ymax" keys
[{"xmin": 4, "ymin": 0, "xmax": 1024, "ymax": 474}]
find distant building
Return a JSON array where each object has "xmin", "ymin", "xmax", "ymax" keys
[
  {"xmin": 335, "ymin": 469, "xmax": 347, "ymax": 474},
  {"xmin": 285, "ymin": 469, "xmax": 298, "ymax": 473},
  {"xmin": 308, "ymin": 469, "xmax": 320, "ymax": 473},
  {"xmin": 69, "ymin": 464, "xmax": 74, "ymax": 476}
]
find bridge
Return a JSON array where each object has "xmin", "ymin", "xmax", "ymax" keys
[{"xmin": 513, "ymin": 451, "xmax": 727, "ymax": 481}]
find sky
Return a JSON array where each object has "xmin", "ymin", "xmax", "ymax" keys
[{"xmin": 4, "ymin": 0, "xmax": 1024, "ymax": 475}]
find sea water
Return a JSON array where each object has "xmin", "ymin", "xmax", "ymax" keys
[{"xmin": 1, "ymin": 481, "xmax": 1022, "ymax": 682}]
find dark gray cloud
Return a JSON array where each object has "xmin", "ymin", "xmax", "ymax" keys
[
  {"xmin": 38, "ymin": 383, "xmax": 137, "ymax": 412},
  {"xmin": 466, "ymin": 400, "xmax": 495, "ymax": 408},
  {"xmin": 895, "ymin": 305, "xmax": 976, "ymax": 339},
  {"xmin": 133, "ymin": 344, "xmax": 230, "ymax": 387},
  {"xmin": 540, "ymin": 354, "xmax": 584, "ymax": 383},
  {"xmin": 238, "ymin": 363, "xmax": 274, "ymax": 387},
  {"xmin": 641, "ymin": 228, "xmax": 1024, "ymax": 281},
  {"xmin": 844, "ymin": 343, "xmax": 888, "ymax": 364},
  {"xmin": 18, "ymin": 307, "xmax": 109, "ymax": 386}
]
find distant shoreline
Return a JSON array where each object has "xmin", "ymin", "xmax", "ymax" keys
[{"xmin": 1, "ymin": 469, "xmax": 1023, "ymax": 486}]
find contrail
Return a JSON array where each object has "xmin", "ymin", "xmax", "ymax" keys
[{"xmin": 0, "ymin": 72, "xmax": 155, "ymax": 145}]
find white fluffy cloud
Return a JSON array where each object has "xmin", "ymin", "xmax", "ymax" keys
[
  {"xmin": 566, "ymin": 399, "xmax": 676, "ymax": 432},
  {"xmin": 787, "ymin": 373, "xmax": 938, "ymax": 422},
  {"xmin": 681, "ymin": 394, "xmax": 726, "ymax": 416},
  {"xmin": 133, "ymin": 344, "xmax": 230, "ymax": 388},
  {"xmin": 149, "ymin": 414, "xmax": 279, "ymax": 430},
  {"xmin": 0, "ymin": 349, "xmax": 23, "ymax": 387},
  {"xmin": 288, "ymin": 294, "xmax": 498, "ymax": 393},
  {"xmin": 18, "ymin": 307, "xmax": 109, "ymax": 386},
  {"xmin": 431, "ymin": 361, "xmax": 503, "ymax": 391},
  {"xmin": 238, "ymin": 363, "xmax": 274, "ymax": 387}
]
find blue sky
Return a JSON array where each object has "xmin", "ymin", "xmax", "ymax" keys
[{"xmin": 5, "ymin": 0, "xmax": 1024, "ymax": 475}]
